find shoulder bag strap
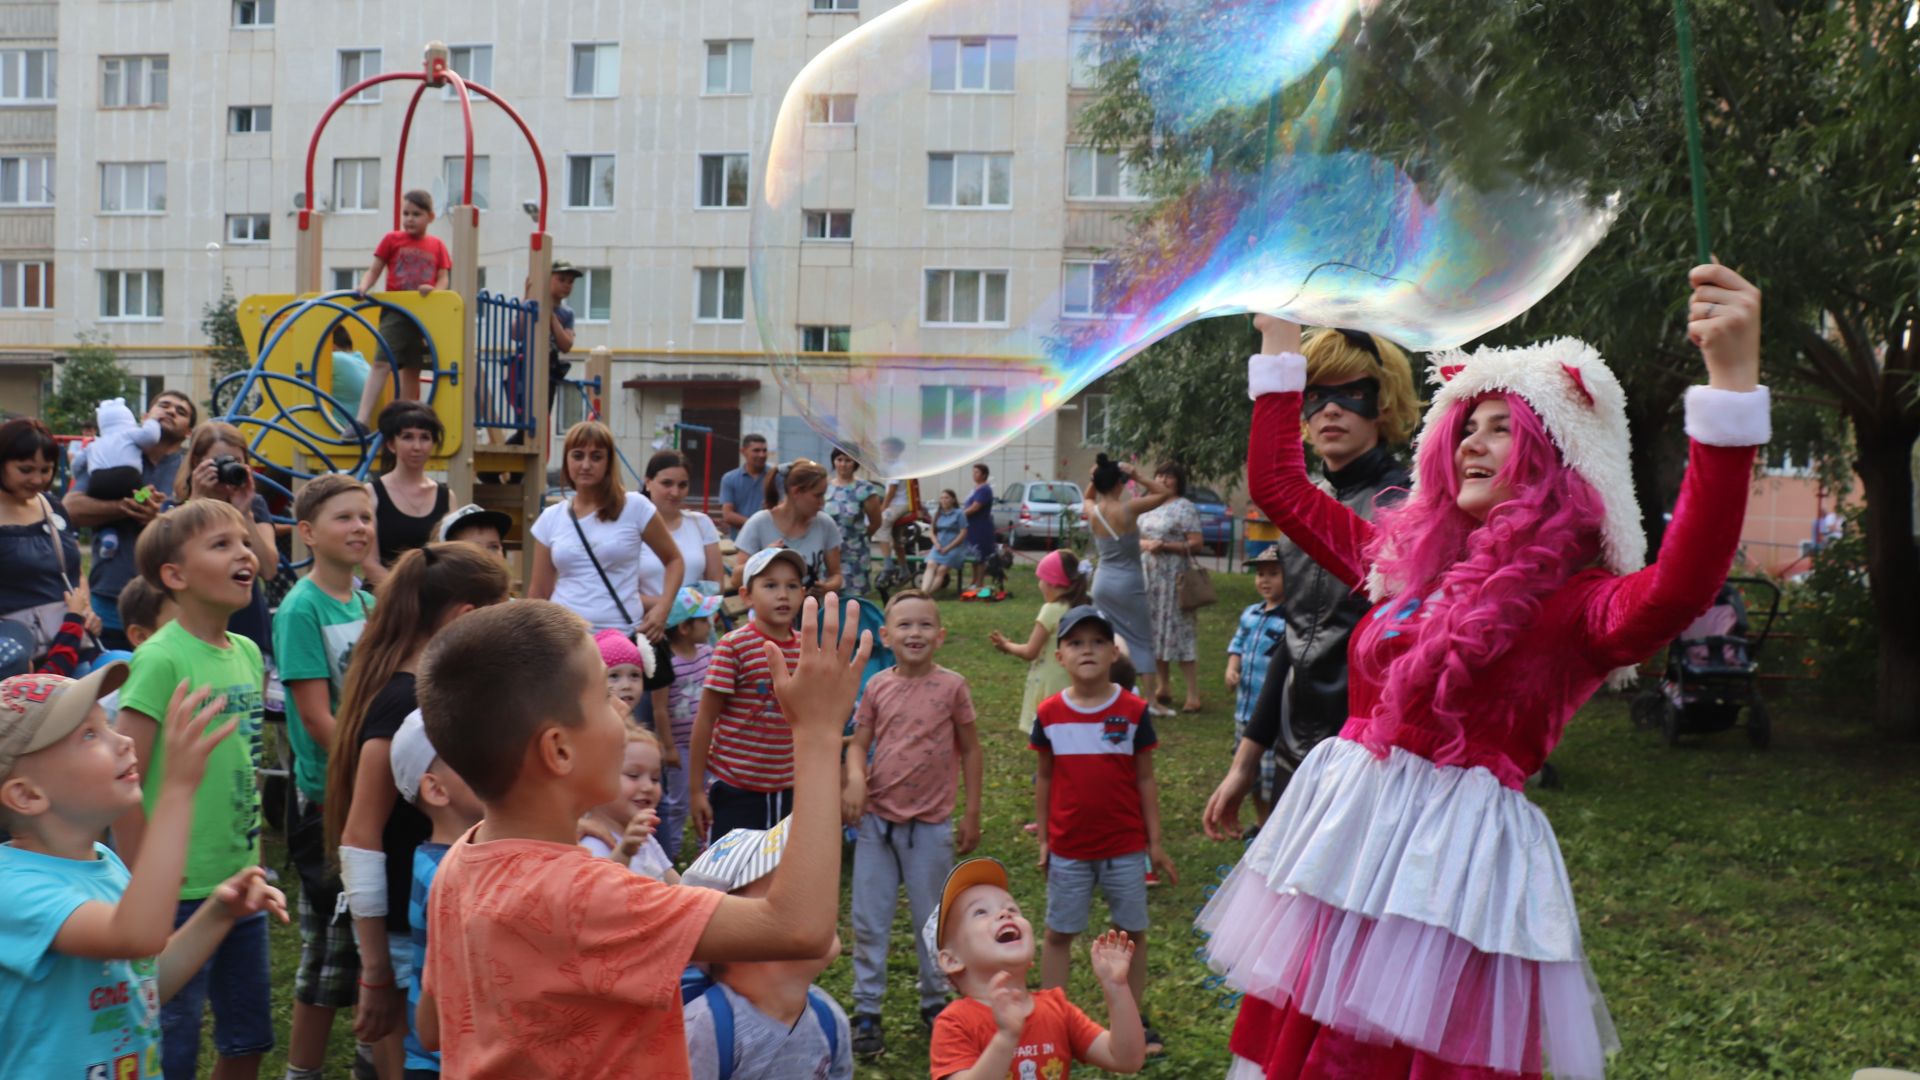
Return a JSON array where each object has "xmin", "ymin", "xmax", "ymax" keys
[
  {"xmin": 567, "ymin": 505, "xmax": 634, "ymax": 628},
  {"xmin": 807, "ymin": 988, "xmax": 840, "ymax": 1060},
  {"xmin": 40, "ymin": 494, "xmax": 100, "ymax": 654},
  {"xmin": 704, "ymin": 982, "xmax": 736, "ymax": 1080}
]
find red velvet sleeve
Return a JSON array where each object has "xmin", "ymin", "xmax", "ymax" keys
[
  {"xmin": 1580, "ymin": 440, "xmax": 1758, "ymax": 667},
  {"xmin": 1247, "ymin": 387, "xmax": 1377, "ymax": 591}
]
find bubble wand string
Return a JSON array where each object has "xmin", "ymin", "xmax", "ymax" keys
[{"xmin": 1671, "ymin": 0, "xmax": 1713, "ymax": 264}]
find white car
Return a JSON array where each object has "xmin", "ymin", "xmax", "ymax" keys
[{"xmin": 993, "ymin": 480, "xmax": 1085, "ymax": 548}]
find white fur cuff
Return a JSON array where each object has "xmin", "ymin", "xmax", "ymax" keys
[
  {"xmin": 1249, "ymin": 353, "xmax": 1308, "ymax": 400},
  {"xmin": 1684, "ymin": 385, "xmax": 1772, "ymax": 447}
]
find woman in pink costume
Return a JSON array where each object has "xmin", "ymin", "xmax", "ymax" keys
[{"xmin": 1199, "ymin": 264, "xmax": 1769, "ymax": 1080}]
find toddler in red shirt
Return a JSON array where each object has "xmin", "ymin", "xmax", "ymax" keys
[
  {"xmin": 925, "ymin": 858, "xmax": 1143, "ymax": 1080},
  {"xmin": 352, "ymin": 188, "xmax": 452, "ymax": 423}
]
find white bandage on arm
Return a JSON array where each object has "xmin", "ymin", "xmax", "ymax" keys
[{"xmin": 339, "ymin": 845, "xmax": 389, "ymax": 919}]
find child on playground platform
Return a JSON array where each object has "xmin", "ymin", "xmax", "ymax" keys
[
  {"xmin": 386, "ymin": 712, "xmax": 483, "ymax": 1079},
  {"xmin": 989, "ymin": 548, "xmax": 1088, "ymax": 737},
  {"xmin": 661, "ymin": 587, "xmax": 722, "ymax": 861},
  {"xmin": 271, "ymin": 473, "xmax": 377, "ymax": 1079},
  {"xmin": 354, "ymin": 189, "xmax": 451, "ymax": 424},
  {"xmin": 1226, "ymin": 547, "xmax": 1289, "ymax": 820},
  {"xmin": 690, "ymin": 548, "xmax": 810, "ymax": 840},
  {"xmin": 112, "ymin": 500, "xmax": 275, "ymax": 1079},
  {"xmin": 1031, "ymin": 606, "xmax": 1176, "ymax": 1055},
  {"xmin": 926, "ymin": 858, "xmax": 1144, "ymax": 1080},
  {"xmin": 414, "ymin": 596, "xmax": 869, "ymax": 1077},
  {"xmin": 841, "ymin": 590, "xmax": 982, "ymax": 1057},
  {"xmin": 580, "ymin": 724, "xmax": 679, "ymax": 882},
  {"xmin": 0, "ymin": 665, "xmax": 287, "ymax": 1080},
  {"xmin": 682, "ymin": 819, "xmax": 853, "ymax": 1080}
]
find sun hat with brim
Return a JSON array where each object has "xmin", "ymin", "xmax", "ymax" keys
[
  {"xmin": 683, "ymin": 817, "xmax": 793, "ymax": 893},
  {"xmin": 437, "ymin": 503, "xmax": 513, "ymax": 544},
  {"xmin": 668, "ymin": 587, "xmax": 725, "ymax": 629},
  {"xmin": 920, "ymin": 857, "xmax": 1012, "ymax": 959},
  {"xmin": 550, "ymin": 259, "xmax": 586, "ymax": 278},
  {"xmin": 0, "ymin": 661, "xmax": 130, "ymax": 778}
]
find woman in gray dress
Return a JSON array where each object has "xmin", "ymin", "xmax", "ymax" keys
[
  {"xmin": 1084, "ymin": 453, "xmax": 1177, "ymax": 717},
  {"xmin": 1140, "ymin": 460, "xmax": 1207, "ymax": 713}
]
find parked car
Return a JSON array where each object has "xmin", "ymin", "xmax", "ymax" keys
[
  {"xmin": 1186, "ymin": 485, "xmax": 1235, "ymax": 555},
  {"xmin": 994, "ymin": 480, "xmax": 1085, "ymax": 548}
]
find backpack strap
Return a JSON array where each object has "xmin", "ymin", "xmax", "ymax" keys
[
  {"xmin": 703, "ymin": 982, "xmax": 735, "ymax": 1080},
  {"xmin": 807, "ymin": 988, "xmax": 840, "ymax": 1061}
]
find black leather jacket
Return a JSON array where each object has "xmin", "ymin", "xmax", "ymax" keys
[{"xmin": 1244, "ymin": 444, "xmax": 1411, "ymax": 769}]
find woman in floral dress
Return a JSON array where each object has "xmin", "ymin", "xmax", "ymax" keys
[
  {"xmin": 826, "ymin": 448, "xmax": 883, "ymax": 596},
  {"xmin": 1140, "ymin": 460, "xmax": 1206, "ymax": 712}
]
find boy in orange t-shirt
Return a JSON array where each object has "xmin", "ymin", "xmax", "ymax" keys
[
  {"xmin": 925, "ymin": 859, "xmax": 1144, "ymax": 1080},
  {"xmin": 412, "ymin": 596, "xmax": 871, "ymax": 1079}
]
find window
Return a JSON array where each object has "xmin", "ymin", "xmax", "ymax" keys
[
  {"xmin": 0, "ymin": 50, "xmax": 56, "ymax": 104},
  {"xmin": 333, "ymin": 158, "xmax": 379, "ymax": 213},
  {"xmin": 101, "ymin": 55, "xmax": 168, "ymax": 108},
  {"xmin": 1081, "ymin": 393, "xmax": 1110, "ymax": 446},
  {"xmin": 695, "ymin": 267, "xmax": 746, "ymax": 322},
  {"xmin": 1069, "ymin": 29, "xmax": 1114, "ymax": 89},
  {"xmin": 1066, "ymin": 147, "xmax": 1146, "ymax": 200},
  {"xmin": 923, "ymin": 269, "xmax": 1009, "ymax": 326},
  {"xmin": 810, "ymin": 0, "xmax": 858, "ymax": 9},
  {"xmin": 921, "ymin": 385, "xmax": 1009, "ymax": 443},
  {"xmin": 100, "ymin": 270, "xmax": 163, "ymax": 320},
  {"xmin": 930, "ymin": 37, "xmax": 1015, "ymax": 92},
  {"xmin": 800, "ymin": 325, "xmax": 850, "ymax": 352},
  {"xmin": 565, "ymin": 155, "xmax": 615, "ymax": 209},
  {"xmin": 928, "ymin": 153, "xmax": 1012, "ymax": 208},
  {"xmin": 805, "ymin": 93, "xmax": 856, "ymax": 124},
  {"xmin": 445, "ymin": 45, "xmax": 493, "ymax": 98},
  {"xmin": 0, "ymin": 155, "xmax": 53, "ymax": 206},
  {"xmin": 100, "ymin": 163, "xmax": 165, "ymax": 213},
  {"xmin": 339, "ymin": 49, "xmax": 381, "ymax": 102},
  {"xmin": 571, "ymin": 43, "xmax": 619, "ymax": 97},
  {"xmin": 0, "ymin": 260, "xmax": 53, "ymax": 311},
  {"xmin": 232, "ymin": 0, "xmax": 274, "ymax": 27},
  {"xmin": 440, "ymin": 155, "xmax": 491, "ymax": 210},
  {"xmin": 1062, "ymin": 260, "xmax": 1115, "ymax": 318},
  {"xmin": 226, "ymin": 214, "xmax": 271, "ymax": 244},
  {"xmin": 803, "ymin": 210, "xmax": 853, "ymax": 240},
  {"xmin": 575, "ymin": 268, "xmax": 612, "ymax": 322},
  {"xmin": 698, "ymin": 154, "xmax": 749, "ymax": 209},
  {"xmin": 705, "ymin": 40, "xmax": 752, "ymax": 94},
  {"xmin": 331, "ymin": 268, "xmax": 362, "ymax": 292},
  {"xmin": 227, "ymin": 105, "xmax": 271, "ymax": 133}
]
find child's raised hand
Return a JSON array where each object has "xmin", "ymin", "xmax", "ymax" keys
[
  {"xmin": 765, "ymin": 593, "xmax": 872, "ymax": 738},
  {"xmin": 1088, "ymin": 929, "xmax": 1136, "ymax": 988},
  {"xmin": 158, "ymin": 681, "xmax": 235, "ymax": 793},
  {"xmin": 987, "ymin": 969, "xmax": 1035, "ymax": 1037},
  {"xmin": 617, "ymin": 809, "xmax": 659, "ymax": 858},
  {"xmin": 63, "ymin": 578, "xmax": 90, "ymax": 616},
  {"xmin": 212, "ymin": 866, "xmax": 289, "ymax": 924}
]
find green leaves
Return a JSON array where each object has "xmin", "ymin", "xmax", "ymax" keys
[{"xmin": 43, "ymin": 333, "xmax": 135, "ymax": 436}]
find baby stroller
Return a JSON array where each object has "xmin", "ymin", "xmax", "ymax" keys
[{"xmin": 1631, "ymin": 576, "xmax": 1780, "ymax": 748}]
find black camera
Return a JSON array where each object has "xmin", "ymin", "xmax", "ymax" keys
[{"xmin": 210, "ymin": 454, "xmax": 251, "ymax": 488}]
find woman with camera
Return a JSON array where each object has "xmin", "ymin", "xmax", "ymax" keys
[{"xmin": 173, "ymin": 420, "xmax": 280, "ymax": 656}]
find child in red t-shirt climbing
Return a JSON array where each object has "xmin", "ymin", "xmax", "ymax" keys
[{"xmin": 353, "ymin": 189, "xmax": 452, "ymax": 424}]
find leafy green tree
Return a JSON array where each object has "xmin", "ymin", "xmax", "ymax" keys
[
  {"xmin": 43, "ymin": 334, "xmax": 134, "ymax": 435},
  {"xmin": 201, "ymin": 284, "xmax": 253, "ymax": 416}
]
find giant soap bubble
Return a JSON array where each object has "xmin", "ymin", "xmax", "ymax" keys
[{"xmin": 752, "ymin": 0, "xmax": 1625, "ymax": 479}]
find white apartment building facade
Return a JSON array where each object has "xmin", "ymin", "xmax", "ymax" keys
[{"xmin": 0, "ymin": 0, "xmax": 1138, "ymax": 501}]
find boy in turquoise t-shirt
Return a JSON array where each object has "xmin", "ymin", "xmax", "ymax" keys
[
  {"xmin": 113, "ymin": 500, "xmax": 275, "ymax": 1079},
  {"xmin": 271, "ymin": 474, "xmax": 377, "ymax": 1077}
]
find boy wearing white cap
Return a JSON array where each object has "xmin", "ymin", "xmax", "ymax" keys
[
  {"xmin": 924, "ymin": 858, "xmax": 1143, "ymax": 1080},
  {"xmin": 0, "ymin": 666, "xmax": 286, "ymax": 1078},
  {"xmin": 436, "ymin": 503, "xmax": 513, "ymax": 562},
  {"xmin": 682, "ymin": 819, "xmax": 852, "ymax": 1080},
  {"xmin": 389, "ymin": 712, "xmax": 483, "ymax": 1078}
]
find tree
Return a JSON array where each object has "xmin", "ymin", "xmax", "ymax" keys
[
  {"xmin": 43, "ymin": 334, "xmax": 134, "ymax": 435},
  {"xmin": 1103, "ymin": 316, "xmax": 1258, "ymax": 489},
  {"xmin": 201, "ymin": 284, "xmax": 253, "ymax": 417}
]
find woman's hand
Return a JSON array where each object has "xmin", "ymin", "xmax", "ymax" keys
[
  {"xmin": 1687, "ymin": 263, "xmax": 1761, "ymax": 392},
  {"xmin": 63, "ymin": 579, "xmax": 90, "ymax": 617},
  {"xmin": 636, "ymin": 600, "xmax": 668, "ymax": 642}
]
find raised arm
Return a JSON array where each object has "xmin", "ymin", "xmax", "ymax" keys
[{"xmin": 1244, "ymin": 343, "xmax": 1377, "ymax": 589}]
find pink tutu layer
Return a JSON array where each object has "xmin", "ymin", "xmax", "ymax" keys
[{"xmin": 1201, "ymin": 870, "xmax": 1617, "ymax": 1079}]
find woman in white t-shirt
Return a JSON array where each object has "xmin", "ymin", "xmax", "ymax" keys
[
  {"xmin": 636, "ymin": 449, "xmax": 724, "ymax": 605},
  {"xmin": 529, "ymin": 421, "xmax": 685, "ymax": 638}
]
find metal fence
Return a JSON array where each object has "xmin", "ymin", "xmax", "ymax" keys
[{"xmin": 474, "ymin": 289, "xmax": 540, "ymax": 435}]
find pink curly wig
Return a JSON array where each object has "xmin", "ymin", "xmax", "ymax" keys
[{"xmin": 1364, "ymin": 392, "xmax": 1606, "ymax": 755}]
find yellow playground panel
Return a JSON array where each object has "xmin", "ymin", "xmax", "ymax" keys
[{"xmin": 236, "ymin": 291, "xmax": 467, "ymax": 473}]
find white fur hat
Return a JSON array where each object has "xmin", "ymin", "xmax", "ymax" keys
[{"xmin": 1368, "ymin": 337, "xmax": 1642, "ymax": 604}]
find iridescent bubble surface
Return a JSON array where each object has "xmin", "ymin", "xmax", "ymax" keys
[{"xmin": 751, "ymin": 0, "xmax": 1622, "ymax": 479}]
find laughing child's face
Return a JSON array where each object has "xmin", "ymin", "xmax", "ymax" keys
[
  {"xmin": 937, "ymin": 883, "xmax": 1034, "ymax": 992},
  {"xmin": 606, "ymin": 663, "xmax": 646, "ymax": 713},
  {"xmin": 880, "ymin": 596, "xmax": 944, "ymax": 667},
  {"xmin": 620, "ymin": 738, "xmax": 663, "ymax": 817}
]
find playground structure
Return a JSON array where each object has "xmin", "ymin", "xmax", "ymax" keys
[{"xmin": 212, "ymin": 42, "xmax": 602, "ymax": 581}]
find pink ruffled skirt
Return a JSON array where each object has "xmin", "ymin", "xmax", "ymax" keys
[{"xmin": 1198, "ymin": 738, "xmax": 1618, "ymax": 1079}]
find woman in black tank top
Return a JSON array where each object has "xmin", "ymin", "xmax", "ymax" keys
[{"xmin": 367, "ymin": 403, "xmax": 449, "ymax": 581}]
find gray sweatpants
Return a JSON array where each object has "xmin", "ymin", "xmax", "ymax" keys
[{"xmin": 850, "ymin": 812, "xmax": 952, "ymax": 1015}]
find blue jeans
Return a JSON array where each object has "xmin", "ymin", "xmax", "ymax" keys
[{"xmin": 162, "ymin": 899, "xmax": 274, "ymax": 1077}]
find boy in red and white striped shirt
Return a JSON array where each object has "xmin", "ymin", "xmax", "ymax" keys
[{"xmin": 689, "ymin": 547, "xmax": 810, "ymax": 841}]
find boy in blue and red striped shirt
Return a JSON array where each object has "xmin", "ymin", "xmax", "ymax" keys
[
  {"xmin": 1031, "ymin": 605, "xmax": 1176, "ymax": 1053},
  {"xmin": 689, "ymin": 547, "xmax": 809, "ymax": 842}
]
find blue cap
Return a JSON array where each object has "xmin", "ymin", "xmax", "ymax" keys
[{"xmin": 1055, "ymin": 605, "xmax": 1114, "ymax": 642}]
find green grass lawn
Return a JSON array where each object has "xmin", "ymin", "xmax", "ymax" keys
[{"xmin": 232, "ymin": 564, "xmax": 1920, "ymax": 1078}]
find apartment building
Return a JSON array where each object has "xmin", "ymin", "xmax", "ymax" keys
[{"xmin": 0, "ymin": 0, "xmax": 1136, "ymax": 501}]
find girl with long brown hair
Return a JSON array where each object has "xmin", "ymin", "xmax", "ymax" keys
[{"xmin": 326, "ymin": 542, "xmax": 509, "ymax": 1075}]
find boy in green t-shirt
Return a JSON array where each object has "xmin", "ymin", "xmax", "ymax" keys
[
  {"xmin": 271, "ymin": 474, "xmax": 378, "ymax": 1077},
  {"xmin": 113, "ymin": 499, "xmax": 275, "ymax": 1079}
]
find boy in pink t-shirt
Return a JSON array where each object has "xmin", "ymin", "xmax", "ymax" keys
[
  {"xmin": 841, "ymin": 590, "xmax": 982, "ymax": 1057},
  {"xmin": 413, "ymin": 597, "xmax": 871, "ymax": 1079},
  {"xmin": 352, "ymin": 188, "xmax": 453, "ymax": 423}
]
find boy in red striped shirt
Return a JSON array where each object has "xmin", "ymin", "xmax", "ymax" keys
[{"xmin": 689, "ymin": 547, "xmax": 810, "ymax": 841}]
